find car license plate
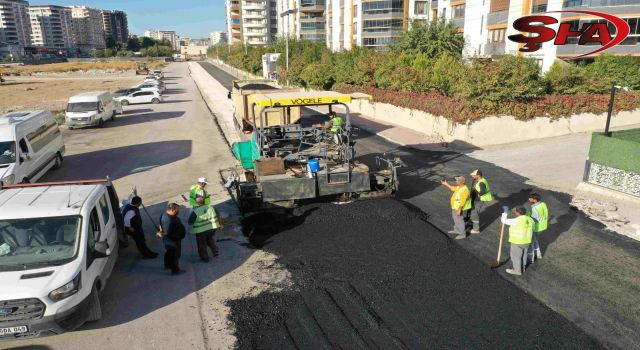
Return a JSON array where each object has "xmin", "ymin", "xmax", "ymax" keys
[{"xmin": 0, "ymin": 326, "xmax": 28, "ymax": 335}]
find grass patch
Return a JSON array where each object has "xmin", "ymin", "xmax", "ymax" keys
[{"xmin": 0, "ymin": 60, "xmax": 166, "ymax": 74}]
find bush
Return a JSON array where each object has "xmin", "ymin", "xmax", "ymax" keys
[
  {"xmin": 300, "ymin": 63, "xmax": 335, "ymax": 89},
  {"xmin": 458, "ymin": 56, "xmax": 545, "ymax": 105}
]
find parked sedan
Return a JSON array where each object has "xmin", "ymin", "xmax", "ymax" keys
[
  {"xmin": 153, "ymin": 70, "xmax": 164, "ymax": 79},
  {"xmin": 114, "ymin": 90, "xmax": 163, "ymax": 106},
  {"xmin": 136, "ymin": 81, "xmax": 165, "ymax": 94},
  {"xmin": 113, "ymin": 87, "xmax": 141, "ymax": 98}
]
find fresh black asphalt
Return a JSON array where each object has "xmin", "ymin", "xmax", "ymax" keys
[{"xmin": 198, "ymin": 61, "xmax": 639, "ymax": 349}]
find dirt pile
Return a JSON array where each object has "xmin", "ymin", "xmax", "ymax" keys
[{"xmin": 228, "ymin": 199, "xmax": 601, "ymax": 349}]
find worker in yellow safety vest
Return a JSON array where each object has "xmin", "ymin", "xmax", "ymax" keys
[
  {"xmin": 468, "ymin": 169, "xmax": 493, "ymax": 235},
  {"xmin": 188, "ymin": 197, "xmax": 223, "ymax": 262},
  {"xmin": 527, "ymin": 193, "xmax": 548, "ymax": 264},
  {"xmin": 501, "ymin": 206, "xmax": 535, "ymax": 276},
  {"xmin": 316, "ymin": 112, "xmax": 344, "ymax": 144},
  {"xmin": 189, "ymin": 177, "xmax": 211, "ymax": 207},
  {"xmin": 441, "ymin": 176, "xmax": 472, "ymax": 240}
]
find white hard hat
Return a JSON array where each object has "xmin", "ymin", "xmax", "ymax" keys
[{"xmin": 197, "ymin": 177, "xmax": 209, "ymax": 184}]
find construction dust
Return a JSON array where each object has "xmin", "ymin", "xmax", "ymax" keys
[{"xmin": 228, "ymin": 198, "xmax": 601, "ymax": 349}]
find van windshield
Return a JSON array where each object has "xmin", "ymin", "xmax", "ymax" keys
[
  {"xmin": 0, "ymin": 141, "xmax": 16, "ymax": 166},
  {"xmin": 67, "ymin": 102, "xmax": 98, "ymax": 113},
  {"xmin": 0, "ymin": 216, "xmax": 81, "ymax": 271}
]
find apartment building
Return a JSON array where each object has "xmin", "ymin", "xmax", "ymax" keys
[
  {"xmin": 226, "ymin": 0, "xmax": 278, "ymax": 46},
  {"xmin": 278, "ymin": 0, "xmax": 326, "ymax": 42},
  {"xmin": 28, "ymin": 5, "xmax": 74, "ymax": 49},
  {"xmin": 144, "ymin": 29, "xmax": 179, "ymax": 48},
  {"xmin": 70, "ymin": 6, "xmax": 105, "ymax": 54},
  {"xmin": 226, "ymin": 0, "xmax": 242, "ymax": 43},
  {"xmin": 327, "ymin": 0, "xmax": 410, "ymax": 51},
  {"xmin": 210, "ymin": 31, "xmax": 228, "ymax": 45},
  {"xmin": 0, "ymin": 0, "xmax": 31, "ymax": 47},
  {"xmin": 109, "ymin": 10, "xmax": 129, "ymax": 47},
  {"xmin": 437, "ymin": 0, "xmax": 640, "ymax": 72}
]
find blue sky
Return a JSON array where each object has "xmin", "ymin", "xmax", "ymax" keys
[{"xmin": 46, "ymin": 0, "xmax": 226, "ymax": 38}]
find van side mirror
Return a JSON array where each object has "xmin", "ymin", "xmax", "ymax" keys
[
  {"xmin": 94, "ymin": 240, "xmax": 110, "ymax": 258},
  {"xmin": 227, "ymin": 91, "xmax": 231, "ymax": 99}
]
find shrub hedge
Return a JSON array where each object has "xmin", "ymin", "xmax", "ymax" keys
[{"xmin": 209, "ymin": 20, "xmax": 640, "ymax": 123}]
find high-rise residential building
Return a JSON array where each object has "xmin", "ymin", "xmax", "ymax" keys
[
  {"xmin": 101, "ymin": 10, "xmax": 128, "ymax": 47},
  {"xmin": 278, "ymin": 0, "xmax": 326, "ymax": 42},
  {"xmin": 327, "ymin": 0, "xmax": 409, "ymax": 51},
  {"xmin": 226, "ymin": 0, "xmax": 242, "ymax": 44},
  {"xmin": 210, "ymin": 31, "xmax": 228, "ymax": 45},
  {"xmin": 70, "ymin": 6, "xmax": 106, "ymax": 54},
  {"xmin": 437, "ymin": 0, "xmax": 640, "ymax": 72},
  {"xmin": 0, "ymin": 0, "xmax": 31, "ymax": 47},
  {"xmin": 144, "ymin": 29, "xmax": 179, "ymax": 48},
  {"xmin": 225, "ymin": 0, "xmax": 278, "ymax": 46},
  {"xmin": 28, "ymin": 5, "xmax": 75, "ymax": 49}
]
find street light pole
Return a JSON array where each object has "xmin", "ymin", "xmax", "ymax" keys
[{"xmin": 605, "ymin": 83, "xmax": 620, "ymax": 137}]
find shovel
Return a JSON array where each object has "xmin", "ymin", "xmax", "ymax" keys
[{"xmin": 491, "ymin": 223, "xmax": 506, "ymax": 269}]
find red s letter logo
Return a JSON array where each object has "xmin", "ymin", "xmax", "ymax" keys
[{"xmin": 508, "ymin": 16, "xmax": 558, "ymax": 52}]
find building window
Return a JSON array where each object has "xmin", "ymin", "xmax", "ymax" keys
[
  {"xmin": 362, "ymin": 18, "xmax": 404, "ymax": 33},
  {"xmin": 301, "ymin": 22, "xmax": 326, "ymax": 29},
  {"xmin": 487, "ymin": 28, "xmax": 506, "ymax": 43},
  {"xmin": 363, "ymin": 36, "xmax": 396, "ymax": 47},
  {"xmin": 362, "ymin": 0, "xmax": 404, "ymax": 15},
  {"xmin": 271, "ymin": 28, "xmax": 278, "ymax": 33},
  {"xmin": 414, "ymin": 1, "xmax": 428, "ymax": 15},
  {"xmin": 453, "ymin": 4, "xmax": 465, "ymax": 18}
]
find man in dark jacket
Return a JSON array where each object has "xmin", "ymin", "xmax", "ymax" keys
[
  {"xmin": 122, "ymin": 196, "xmax": 157, "ymax": 259},
  {"xmin": 158, "ymin": 203, "xmax": 186, "ymax": 275}
]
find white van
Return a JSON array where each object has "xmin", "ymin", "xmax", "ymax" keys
[
  {"xmin": 65, "ymin": 92, "xmax": 118, "ymax": 129},
  {"xmin": 0, "ymin": 111, "xmax": 65, "ymax": 185},
  {"xmin": 0, "ymin": 180, "xmax": 123, "ymax": 339}
]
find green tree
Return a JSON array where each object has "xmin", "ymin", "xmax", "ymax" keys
[
  {"xmin": 300, "ymin": 63, "xmax": 335, "ymax": 90},
  {"xmin": 106, "ymin": 37, "xmax": 117, "ymax": 50},
  {"xmin": 117, "ymin": 50, "xmax": 134, "ymax": 57},
  {"xmin": 94, "ymin": 50, "xmax": 105, "ymax": 58},
  {"xmin": 583, "ymin": 54, "xmax": 640, "ymax": 93},
  {"xmin": 429, "ymin": 53, "xmax": 464, "ymax": 96},
  {"xmin": 392, "ymin": 19, "xmax": 465, "ymax": 59},
  {"xmin": 140, "ymin": 37, "xmax": 157, "ymax": 49},
  {"xmin": 126, "ymin": 38, "xmax": 140, "ymax": 51}
]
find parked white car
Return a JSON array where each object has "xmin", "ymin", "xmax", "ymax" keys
[
  {"xmin": 65, "ymin": 92, "xmax": 117, "ymax": 129},
  {"xmin": 0, "ymin": 180, "xmax": 123, "ymax": 338},
  {"xmin": 135, "ymin": 81, "xmax": 165, "ymax": 94},
  {"xmin": 0, "ymin": 110, "xmax": 65, "ymax": 185},
  {"xmin": 152, "ymin": 70, "xmax": 164, "ymax": 79},
  {"xmin": 114, "ymin": 90, "xmax": 162, "ymax": 106}
]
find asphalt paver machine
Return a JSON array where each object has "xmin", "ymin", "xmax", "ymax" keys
[{"xmin": 228, "ymin": 90, "xmax": 403, "ymax": 214}]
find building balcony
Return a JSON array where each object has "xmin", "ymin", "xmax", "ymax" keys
[
  {"xmin": 557, "ymin": 42, "xmax": 639, "ymax": 56},
  {"xmin": 300, "ymin": 5, "xmax": 325, "ymax": 12},
  {"xmin": 453, "ymin": 17, "xmax": 464, "ymax": 28},
  {"xmin": 243, "ymin": 13, "xmax": 266, "ymax": 19},
  {"xmin": 242, "ymin": 2, "xmax": 267, "ymax": 9},
  {"xmin": 244, "ymin": 21, "xmax": 268, "ymax": 27},
  {"xmin": 484, "ymin": 42, "xmax": 505, "ymax": 56},
  {"xmin": 563, "ymin": 0, "xmax": 640, "ymax": 7},
  {"xmin": 431, "ymin": 0, "xmax": 438, "ymax": 8},
  {"xmin": 487, "ymin": 10, "xmax": 508, "ymax": 26},
  {"xmin": 247, "ymin": 39, "xmax": 268, "ymax": 45},
  {"xmin": 245, "ymin": 30, "xmax": 267, "ymax": 36}
]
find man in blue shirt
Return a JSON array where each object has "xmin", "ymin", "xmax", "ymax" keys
[{"xmin": 158, "ymin": 203, "xmax": 186, "ymax": 275}]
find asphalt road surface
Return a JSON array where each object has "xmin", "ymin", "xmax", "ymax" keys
[
  {"xmin": 2, "ymin": 63, "xmax": 241, "ymax": 350},
  {"xmin": 198, "ymin": 62, "xmax": 609, "ymax": 349}
]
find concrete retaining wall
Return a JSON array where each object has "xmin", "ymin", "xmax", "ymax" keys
[{"xmin": 346, "ymin": 98, "xmax": 640, "ymax": 147}]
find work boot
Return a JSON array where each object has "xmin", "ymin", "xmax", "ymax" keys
[
  {"xmin": 448, "ymin": 230, "xmax": 458, "ymax": 235},
  {"xmin": 455, "ymin": 234, "xmax": 466, "ymax": 240},
  {"xmin": 470, "ymin": 229, "xmax": 481, "ymax": 235},
  {"xmin": 506, "ymin": 269, "xmax": 522, "ymax": 276}
]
